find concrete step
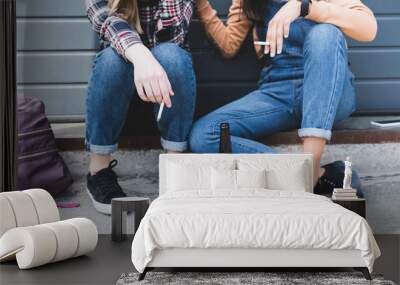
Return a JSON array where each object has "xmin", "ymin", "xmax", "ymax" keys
[{"xmin": 52, "ymin": 116, "xmax": 400, "ymax": 151}]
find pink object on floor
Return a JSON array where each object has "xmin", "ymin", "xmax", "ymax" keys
[{"xmin": 56, "ymin": 202, "xmax": 80, "ymax": 208}]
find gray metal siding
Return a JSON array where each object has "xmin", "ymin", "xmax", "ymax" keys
[{"xmin": 16, "ymin": 0, "xmax": 400, "ymax": 122}]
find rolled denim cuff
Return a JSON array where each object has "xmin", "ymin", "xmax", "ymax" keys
[
  {"xmin": 85, "ymin": 141, "xmax": 118, "ymax": 155},
  {"xmin": 298, "ymin": 128, "xmax": 332, "ymax": 141},
  {"xmin": 160, "ymin": 137, "xmax": 187, "ymax": 152}
]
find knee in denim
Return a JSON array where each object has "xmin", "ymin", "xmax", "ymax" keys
[{"xmin": 305, "ymin": 24, "xmax": 346, "ymax": 56}]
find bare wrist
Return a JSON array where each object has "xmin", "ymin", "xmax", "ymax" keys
[
  {"xmin": 290, "ymin": 0, "xmax": 302, "ymax": 17},
  {"xmin": 125, "ymin": 43, "xmax": 151, "ymax": 64}
]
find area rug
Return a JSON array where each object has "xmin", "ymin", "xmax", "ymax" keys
[{"xmin": 116, "ymin": 272, "xmax": 396, "ymax": 285}]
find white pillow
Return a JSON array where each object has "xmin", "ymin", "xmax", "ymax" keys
[
  {"xmin": 166, "ymin": 162, "xmax": 210, "ymax": 191},
  {"xmin": 238, "ymin": 159, "xmax": 308, "ymax": 192},
  {"xmin": 211, "ymin": 169, "xmax": 268, "ymax": 191},
  {"xmin": 211, "ymin": 168, "xmax": 236, "ymax": 190},
  {"xmin": 236, "ymin": 169, "xmax": 267, "ymax": 189},
  {"xmin": 166, "ymin": 160, "xmax": 235, "ymax": 192}
]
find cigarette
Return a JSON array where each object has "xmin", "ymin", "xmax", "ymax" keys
[
  {"xmin": 254, "ymin": 41, "xmax": 270, "ymax": 46},
  {"xmin": 157, "ymin": 102, "xmax": 164, "ymax": 122}
]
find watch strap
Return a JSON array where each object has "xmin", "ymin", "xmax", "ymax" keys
[{"xmin": 300, "ymin": 0, "xmax": 310, "ymax": 17}]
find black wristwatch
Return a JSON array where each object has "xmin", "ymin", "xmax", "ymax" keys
[{"xmin": 298, "ymin": 0, "xmax": 311, "ymax": 17}]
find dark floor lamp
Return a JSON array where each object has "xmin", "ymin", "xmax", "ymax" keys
[{"xmin": 0, "ymin": 0, "xmax": 17, "ymax": 192}]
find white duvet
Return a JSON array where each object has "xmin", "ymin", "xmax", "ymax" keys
[{"xmin": 131, "ymin": 190, "xmax": 380, "ymax": 273}]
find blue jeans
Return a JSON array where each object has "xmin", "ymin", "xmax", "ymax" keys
[
  {"xmin": 86, "ymin": 43, "xmax": 196, "ymax": 154},
  {"xmin": 189, "ymin": 23, "xmax": 356, "ymax": 153}
]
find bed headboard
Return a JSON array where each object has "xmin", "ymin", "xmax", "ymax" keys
[{"xmin": 159, "ymin": 154, "xmax": 314, "ymax": 195}]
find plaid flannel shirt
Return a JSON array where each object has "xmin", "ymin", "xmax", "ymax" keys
[{"xmin": 85, "ymin": 0, "xmax": 194, "ymax": 59}]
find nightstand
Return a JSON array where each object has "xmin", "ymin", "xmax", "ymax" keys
[
  {"xmin": 111, "ymin": 197, "xmax": 150, "ymax": 242},
  {"xmin": 332, "ymin": 198, "xmax": 366, "ymax": 218}
]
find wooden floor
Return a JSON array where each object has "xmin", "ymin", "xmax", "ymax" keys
[{"xmin": 0, "ymin": 235, "xmax": 399, "ymax": 285}]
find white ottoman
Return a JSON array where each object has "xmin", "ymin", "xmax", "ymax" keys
[{"xmin": 0, "ymin": 189, "xmax": 98, "ymax": 269}]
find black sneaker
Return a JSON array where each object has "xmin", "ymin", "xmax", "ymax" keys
[
  {"xmin": 86, "ymin": 160, "xmax": 126, "ymax": 215},
  {"xmin": 314, "ymin": 160, "xmax": 364, "ymax": 197}
]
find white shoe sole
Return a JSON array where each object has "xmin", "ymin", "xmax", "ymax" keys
[{"xmin": 86, "ymin": 188, "xmax": 112, "ymax": 215}]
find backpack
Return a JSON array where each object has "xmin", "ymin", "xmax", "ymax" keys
[{"xmin": 17, "ymin": 96, "xmax": 73, "ymax": 195}]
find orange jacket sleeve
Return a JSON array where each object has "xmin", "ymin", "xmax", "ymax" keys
[
  {"xmin": 196, "ymin": 0, "xmax": 252, "ymax": 58},
  {"xmin": 307, "ymin": 0, "xmax": 377, "ymax": 42}
]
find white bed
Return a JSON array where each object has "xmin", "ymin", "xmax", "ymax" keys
[{"xmin": 131, "ymin": 154, "xmax": 380, "ymax": 280}]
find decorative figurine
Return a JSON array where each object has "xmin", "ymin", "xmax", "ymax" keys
[
  {"xmin": 332, "ymin": 157, "xmax": 358, "ymax": 200},
  {"xmin": 343, "ymin": 156, "xmax": 353, "ymax": 190}
]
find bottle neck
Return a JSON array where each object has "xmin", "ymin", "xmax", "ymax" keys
[{"xmin": 219, "ymin": 124, "xmax": 232, "ymax": 153}]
